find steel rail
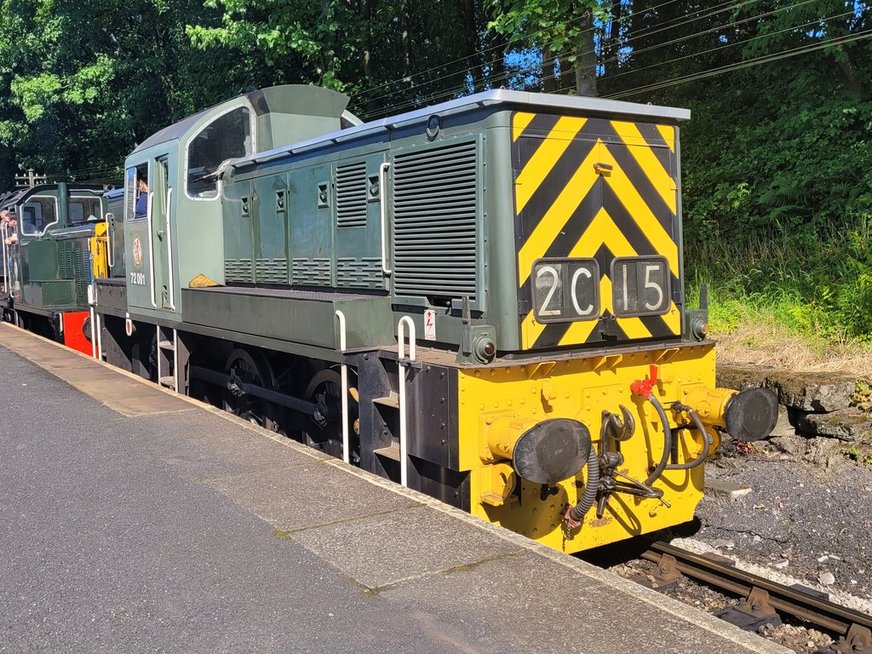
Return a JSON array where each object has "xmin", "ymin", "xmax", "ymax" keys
[{"xmin": 642, "ymin": 541, "xmax": 872, "ymax": 638}]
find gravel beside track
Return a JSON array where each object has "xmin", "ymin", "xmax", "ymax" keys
[
  {"xmin": 696, "ymin": 437, "xmax": 872, "ymax": 609},
  {"xmin": 602, "ymin": 433, "xmax": 872, "ymax": 654}
]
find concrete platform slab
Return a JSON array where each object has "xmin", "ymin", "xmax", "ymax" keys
[
  {"xmin": 102, "ymin": 394, "xmax": 194, "ymax": 416},
  {"xmin": 46, "ymin": 366, "xmax": 127, "ymax": 383},
  {"xmin": 0, "ymin": 323, "xmax": 787, "ymax": 654},
  {"xmin": 140, "ymin": 413, "xmax": 322, "ymax": 479},
  {"xmin": 293, "ymin": 505, "xmax": 521, "ymax": 589},
  {"xmin": 63, "ymin": 377, "xmax": 152, "ymax": 400},
  {"xmin": 202, "ymin": 463, "xmax": 421, "ymax": 532},
  {"xmin": 379, "ymin": 550, "xmax": 734, "ymax": 654},
  {"xmin": 15, "ymin": 354, "xmax": 92, "ymax": 369}
]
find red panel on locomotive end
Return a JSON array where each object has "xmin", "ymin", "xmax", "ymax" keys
[{"xmin": 62, "ymin": 311, "xmax": 93, "ymax": 357}]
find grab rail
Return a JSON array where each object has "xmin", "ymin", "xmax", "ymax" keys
[
  {"xmin": 166, "ymin": 187, "xmax": 175, "ymax": 310},
  {"xmin": 335, "ymin": 310, "xmax": 350, "ymax": 465},
  {"xmin": 397, "ymin": 315, "xmax": 417, "ymax": 487},
  {"xmin": 146, "ymin": 192, "xmax": 156, "ymax": 308},
  {"xmin": 105, "ymin": 213, "xmax": 114, "ymax": 268},
  {"xmin": 379, "ymin": 162, "xmax": 392, "ymax": 276}
]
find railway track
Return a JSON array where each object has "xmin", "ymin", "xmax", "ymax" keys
[{"xmin": 638, "ymin": 541, "xmax": 871, "ymax": 653}]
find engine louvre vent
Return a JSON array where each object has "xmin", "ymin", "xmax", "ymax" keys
[
  {"xmin": 292, "ymin": 258, "xmax": 331, "ymax": 286},
  {"xmin": 392, "ymin": 140, "xmax": 478, "ymax": 302},
  {"xmin": 335, "ymin": 161, "xmax": 368, "ymax": 229},
  {"xmin": 225, "ymin": 258, "xmax": 252, "ymax": 283},
  {"xmin": 255, "ymin": 258, "xmax": 288, "ymax": 285}
]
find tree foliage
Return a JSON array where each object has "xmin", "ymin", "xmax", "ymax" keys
[
  {"xmin": 0, "ymin": 0, "xmax": 236, "ymax": 182},
  {"xmin": 488, "ymin": 0, "xmax": 603, "ymax": 95},
  {"xmin": 0, "ymin": 0, "xmax": 869, "ymax": 333}
]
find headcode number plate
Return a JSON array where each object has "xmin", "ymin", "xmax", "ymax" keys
[
  {"xmin": 611, "ymin": 256, "xmax": 670, "ymax": 316},
  {"xmin": 532, "ymin": 258, "xmax": 599, "ymax": 323}
]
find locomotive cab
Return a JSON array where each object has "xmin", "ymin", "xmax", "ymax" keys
[{"xmin": 116, "ymin": 85, "xmax": 361, "ymax": 324}]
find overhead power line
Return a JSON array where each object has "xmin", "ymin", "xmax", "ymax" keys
[
  {"xmin": 352, "ymin": 0, "xmax": 692, "ymax": 108},
  {"xmin": 600, "ymin": 9, "xmax": 855, "ymax": 84},
  {"xmin": 355, "ymin": 0, "xmax": 809, "ymax": 114},
  {"xmin": 357, "ymin": 0, "xmax": 842, "ymax": 121},
  {"xmin": 603, "ymin": 28, "xmax": 872, "ymax": 99},
  {"xmin": 349, "ymin": 0, "xmax": 632, "ymax": 101}
]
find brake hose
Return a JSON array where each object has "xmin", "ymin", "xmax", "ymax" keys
[
  {"xmin": 643, "ymin": 394, "xmax": 673, "ymax": 487},
  {"xmin": 565, "ymin": 445, "xmax": 600, "ymax": 526},
  {"xmin": 664, "ymin": 403, "xmax": 713, "ymax": 471}
]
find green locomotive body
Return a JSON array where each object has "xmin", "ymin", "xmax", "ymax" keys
[
  {"xmin": 92, "ymin": 85, "xmax": 776, "ymax": 553},
  {"xmin": 1, "ymin": 183, "xmax": 105, "ymax": 353}
]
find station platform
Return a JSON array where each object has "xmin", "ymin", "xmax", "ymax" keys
[{"xmin": 0, "ymin": 323, "xmax": 786, "ymax": 653}]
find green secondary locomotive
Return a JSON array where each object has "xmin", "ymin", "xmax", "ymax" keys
[
  {"xmin": 1, "ymin": 183, "xmax": 105, "ymax": 354},
  {"xmin": 92, "ymin": 85, "xmax": 776, "ymax": 553}
]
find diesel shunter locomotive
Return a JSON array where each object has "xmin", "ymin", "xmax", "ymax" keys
[
  {"xmin": 34, "ymin": 85, "xmax": 775, "ymax": 554},
  {"xmin": 1, "ymin": 182, "xmax": 107, "ymax": 355}
]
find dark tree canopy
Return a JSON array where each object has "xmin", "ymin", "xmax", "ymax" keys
[{"xmin": 0, "ymin": 0, "xmax": 869, "ymax": 333}]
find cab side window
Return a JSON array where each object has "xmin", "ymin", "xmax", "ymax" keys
[
  {"xmin": 21, "ymin": 197, "xmax": 58, "ymax": 236},
  {"xmin": 125, "ymin": 164, "xmax": 149, "ymax": 222},
  {"xmin": 186, "ymin": 106, "xmax": 253, "ymax": 199}
]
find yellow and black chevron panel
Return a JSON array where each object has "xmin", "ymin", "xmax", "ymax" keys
[{"xmin": 513, "ymin": 111, "xmax": 683, "ymax": 350}]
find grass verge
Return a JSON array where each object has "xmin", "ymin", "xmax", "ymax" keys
[{"xmin": 687, "ymin": 287, "xmax": 872, "ymax": 378}]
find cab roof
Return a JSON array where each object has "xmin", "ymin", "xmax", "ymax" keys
[{"xmin": 132, "ymin": 85, "xmax": 355, "ymax": 154}]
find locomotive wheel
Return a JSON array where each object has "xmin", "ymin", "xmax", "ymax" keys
[
  {"xmin": 222, "ymin": 348, "xmax": 279, "ymax": 429},
  {"xmin": 302, "ymin": 368, "xmax": 360, "ymax": 462}
]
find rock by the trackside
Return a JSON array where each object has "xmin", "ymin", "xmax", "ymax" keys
[
  {"xmin": 715, "ymin": 365, "xmax": 764, "ymax": 392},
  {"xmin": 716, "ymin": 365, "xmax": 858, "ymax": 413},
  {"xmin": 766, "ymin": 374, "xmax": 857, "ymax": 413},
  {"xmin": 705, "ymin": 478, "xmax": 753, "ymax": 500},
  {"xmin": 795, "ymin": 409, "xmax": 872, "ymax": 442}
]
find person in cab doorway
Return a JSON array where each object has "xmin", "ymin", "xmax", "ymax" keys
[
  {"xmin": 135, "ymin": 177, "xmax": 149, "ymax": 220},
  {"xmin": 1, "ymin": 210, "xmax": 17, "ymax": 245}
]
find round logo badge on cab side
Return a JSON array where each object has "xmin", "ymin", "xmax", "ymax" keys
[{"xmin": 132, "ymin": 236, "xmax": 143, "ymax": 266}]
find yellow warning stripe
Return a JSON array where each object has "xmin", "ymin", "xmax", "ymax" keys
[
  {"xmin": 558, "ymin": 315, "xmax": 598, "ymax": 347},
  {"xmin": 598, "ymin": 147, "xmax": 679, "ymax": 277},
  {"xmin": 568, "ymin": 207, "xmax": 636, "ymax": 259},
  {"xmin": 521, "ymin": 309, "xmax": 547, "ymax": 349},
  {"xmin": 514, "ymin": 116, "xmax": 587, "ymax": 215},
  {"xmin": 517, "ymin": 143, "xmax": 601, "ymax": 286},
  {"xmin": 656, "ymin": 125, "xmax": 675, "ymax": 153},
  {"xmin": 598, "ymin": 276, "xmax": 651, "ymax": 341},
  {"xmin": 611, "ymin": 121, "xmax": 677, "ymax": 214},
  {"xmin": 512, "ymin": 112, "xmax": 536, "ymax": 142},
  {"xmin": 562, "ymin": 208, "xmax": 650, "ymax": 345},
  {"xmin": 662, "ymin": 301, "xmax": 681, "ymax": 333},
  {"xmin": 514, "ymin": 117, "xmax": 683, "ymax": 348}
]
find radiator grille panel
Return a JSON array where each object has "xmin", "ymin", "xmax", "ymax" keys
[
  {"xmin": 335, "ymin": 162, "xmax": 368, "ymax": 229},
  {"xmin": 292, "ymin": 258, "xmax": 331, "ymax": 286},
  {"xmin": 392, "ymin": 140, "xmax": 478, "ymax": 301},
  {"xmin": 336, "ymin": 257, "xmax": 382, "ymax": 288},
  {"xmin": 225, "ymin": 258, "xmax": 252, "ymax": 283},
  {"xmin": 58, "ymin": 247, "xmax": 73, "ymax": 278},
  {"xmin": 255, "ymin": 258, "xmax": 288, "ymax": 285}
]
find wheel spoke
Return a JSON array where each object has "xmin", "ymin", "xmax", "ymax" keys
[
  {"xmin": 303, "ymin": 369, "xmax": 360, "ymax": 461},
  {"xmin": 222, "ymin": 348, "xmax": 275, "ymax": 430}
]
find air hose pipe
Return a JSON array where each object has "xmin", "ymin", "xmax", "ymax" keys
[
  {"xmin": 629, "ymin": 365, "xmax": 673, "ymax": 488},
  {"xmin": 563, "ymin": 445, "xmax": 600, "ymax": 529},
  {"xmin": 643, "ymin": 394, "xmax": 673, "ymax": 487}
]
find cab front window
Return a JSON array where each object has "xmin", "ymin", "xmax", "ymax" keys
[
  {"xmin": 125, "ymin": 164, "xmax": 148, "ymax": 222},
  {"xmin": 20, "ymin": 197, "xmax": 58, "ymax": 236},
  {"xmin": 70, "ymin": 197, "xmax": 102, "ymax": 225},
  {"xmin": 186, "ymin": 106, "xmax": 253, "ymax": 199}
]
